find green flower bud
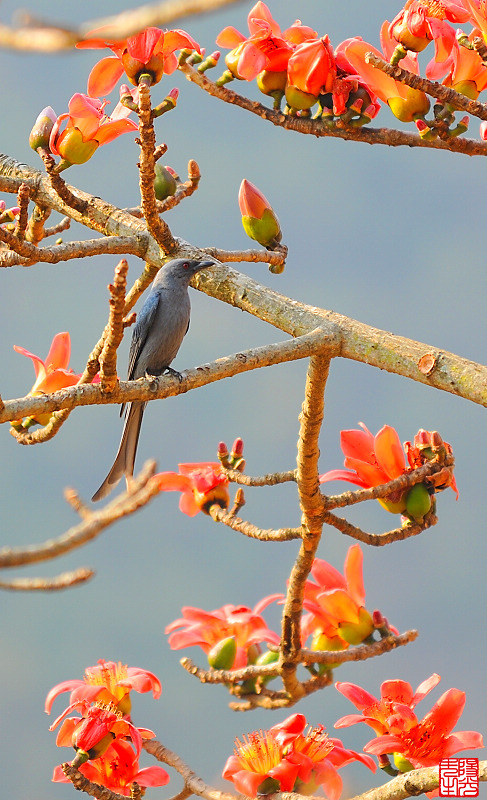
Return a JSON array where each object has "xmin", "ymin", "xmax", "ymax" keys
[
  {"xmin": 154, "ymin": 164, "xmax": 178, "ymax": 200},
  {"xmin": 207, "ymin": 636, "xmax": 237, "ymax": 670},
  {"xmin": 405, "ymin": 483, "xmax": 432, "ymax": 521},
  {"xmin": 242, "ymin": 208, "xmax": 281, "ymax": 249}
]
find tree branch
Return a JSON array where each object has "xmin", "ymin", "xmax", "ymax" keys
[{"xmin": 179, "ymin": 62, "xmax": 487, "ymax": 156}]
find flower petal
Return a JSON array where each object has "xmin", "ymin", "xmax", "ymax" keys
[{"xmin": 87, "ymin": 57, "xmax": 125, "ymax": 98}]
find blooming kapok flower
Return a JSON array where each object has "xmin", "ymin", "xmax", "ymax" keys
[
  {"xmin": 337, "ymin": 23, "xmax": 430, "ymax": 122},
  {"xmin": 52, "ymin": 738, "xmax": 170, "ymax": 796},
  {"xmin": 238, "ymin": 179, "xmax": 281, "ymax": 249},
  {"xmin": 389, "ymin": 0, "xmax": 469, "ymax": 59},
  {"xmin": 77, "ymin": 26, "xmax": 200, "ymax": 97},
  {"xmin": 223, "ymin": 713, "xmax": 376, "ymax": 799},
  {"xmin": 165, "ymin": 596, "xmax": 281, "ymax": 670},
  {"xmin": 45, "ymin": 659, "xmax": 161, "ymax": 719},
  {"xmin": 152, "ymin": 462, "xmax": 230, "ymax": 516},
  {"xmin": 335, "ymin": 674, "xmax": 443, "ymax": 735},
  {"xmin": 48, "ymin": 93, "xmax": 138, "ymax": 169},
  {"xmin": 13, "ymin": 332, "xmax": 82, "ymax": 426},
  {"xmin": 286, "ymin": 36, "xmax": 336, "ymax": 101},
  {"xmin": 50, "ymin": 700, "xmax": 152, "ymax": 767},
  {"xmin": 216, "ymin": 2, "xmax": 317, "ymax": 81},
  {"xmin": 335, "ymin": 676, "xmax": 483, "ymax": 771},
  {"xmin": 301, "ymin": 545, "xmax": 396, "ymax": 649},
  {"xmin": 319, "ymin": 422, "xmax": 408, "ymax": 513}
]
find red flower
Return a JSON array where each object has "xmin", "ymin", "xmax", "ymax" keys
[
  {"xmin": 335, "ymin": 676, "xmax": 483, "ymax": 770},
  {"xmin": 152, "ymin": 462, "xmax": 230, "ymax": 516},
  {"xmin": 287, "ymin": 36, "xmax": 336, "ymax": 97},
  {"xmin": 320, "ymin": 422, "xmax": 408, "ymax": 513},
  {"xmin": 49, "ymin": 93, "xmax": 138, "ymax": 169},
  {"xmin": 216, "ymin": 2, "xmax": 316, "ymax": 80},
  {"xmin": 50, "ymin": 701, "xmax": 151, "ymax": 767},
  {"xmin": 335, "ymin": 674, "xmax": 442, "ymax": 735},
  {"xmin": 337, "ymin": 24, "xmax": 430, "ymax": 122},
  {"xmin": 52, "ymin": 739, "xmax": 170, "ymax": 796},
  {"xmin": 223, "ymin": 713, "xmax": 375, "ymax": 799},
  {"xmin": 45, "ymin": 659, "xmax": 161, "ymax": 719},
  {"xmin": 389, "ymin": 0, "xmax": 469, "ymax": 58},
  {"xmin": 301, "ymin": 545, "xmax": 395, "ymax": 648},
  {"xmin": 77, "ymin": 26, "xmax": 200, "ymax": 96},
  {"xmin": 165, "ymin": 596, "xmax": 281, "ymax": 669}
]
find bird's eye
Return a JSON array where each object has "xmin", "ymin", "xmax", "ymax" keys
[{"xmin": 182, "ymin": 261, "xmax": 189, "ymax": 269}]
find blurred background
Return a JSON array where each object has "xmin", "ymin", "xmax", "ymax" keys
[{"xmin": 0, "ymin": 1, "xmax": 485, "ymax": 797}]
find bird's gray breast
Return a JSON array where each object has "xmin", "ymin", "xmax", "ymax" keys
[{"xmin": 133, "ymin": 287, "xmax": 191, "ymax": 378}]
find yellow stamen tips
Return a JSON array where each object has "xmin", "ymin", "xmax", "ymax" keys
[
  {"xmin": 419, "ymin": 0, "xmax": 448, "ymax": 18},
  {"xmin": 293, "ymin": 726, "xmax": 335, "ymax": 762},
  {"xmin": 85, "ymin": 661, "xmax": 128, "ymax": 691},
  {"xmin": 94, "ymin": 700, "xmax": 123, "ymax": 719},
  {"xmin": 235, "ymin": 732, "xmax": 282, "ymax": 773}
]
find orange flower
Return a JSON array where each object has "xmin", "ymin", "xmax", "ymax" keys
[
  {"xmin": 45, "ymin": 659, "xmax": 161, "ymax": 719},
  {"xmin": 216, "ymin": 2, "xmax": 316, "ymax": 81},
  {"xmin": 13, "ymin": 332, "xmax": 82, "ymax": 426},
  {"xmin": 152, "ymin": 462, "xmax": 230, "ymax": 516},
  {"xmin": 336, "ymin": 676, "xmax": 484, "ymax": 771},
  {"xmin": 320, "ymin": 422, "xmax": 408, "ymax": 513},
  {"xmin": 165, "ymin": 596, "xmax": 281, "ymax": 669},
  {"xmin": 287, "ymin": 36, "xmax": 336, "ymax": 97},
  {"xmin": 50, "ymin": 700, "xmax": 152, "ymax": 768},
  {"xmin": 48, "ymin": 93, "xmax": 138, "ymax": 170},
  {"xmin": 337, "ymin": 23, "xmax": 430, "ymax": 122},
  {"xmin": 301, "ymin": 545, "xmax": 395, "ymax": 648},
  {"xmin": 389, "ymin": 0, "xmax": 469, "ymax": 57},
  {"xmin": 223, "ymin": 713, "xmax": 375, "ymax": 799},
  {"xmin": 52, "ymin": 739, "xmax": 169, "ymax": 796},
  {"xmin": 77, "ymin": 26, "xmax": 200, "ymax": 96}
]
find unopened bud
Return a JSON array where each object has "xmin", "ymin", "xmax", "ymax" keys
[
  {"xmin": 29, "ymin": 106, "xmax": 57, "ymax": 151},
  {"xmin": 154, "ymin": 163, "xmax": 178, "ymax": 200}
]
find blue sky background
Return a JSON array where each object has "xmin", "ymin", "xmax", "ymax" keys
[{"xmin": 0, "ymin": 1, "xmax": 485, "ymax": 798}]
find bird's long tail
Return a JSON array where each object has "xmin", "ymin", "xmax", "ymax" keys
[{"xmin": 91, "ymin": 402, "xmax": 146, "ymax": 502}]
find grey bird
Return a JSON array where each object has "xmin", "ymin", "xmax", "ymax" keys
[{"xmin": 92, "ymin": 258, "xmax": 214, "ymax": 502}]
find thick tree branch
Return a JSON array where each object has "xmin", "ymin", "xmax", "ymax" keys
[{"xmin": 179, "ymin": 63, "xmax": 487, "ymax": 156}]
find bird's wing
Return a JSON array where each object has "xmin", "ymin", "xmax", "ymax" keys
[{"xmin": 127, "ymin": 290, "xmax": 161, "ymax": 380}]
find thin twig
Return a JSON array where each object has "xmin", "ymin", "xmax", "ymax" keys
[
  {"xmin": 322, "ymin": 509, "xmax": 437, "ymax": 546},
  {"xmin": 0, "ymin": 461, "xmax": 158, "ymax": 568},
  {"xmin": 224, "ymin": 468, "xmax": 296, "ymax": 486},
  {"xmin": 14, "ymin": 182, "xmax": 30, "ymax": 240},
  {"xmin": 209, "ymin": 506, "xmax": 302, "ymax": 541},
  {"xmin": 0, "ymin": 567, "xmax": 94, "ymax": 591},
  {"xmin": 99, "ymin": 259, "xmax": 129, "ymax": 393}
]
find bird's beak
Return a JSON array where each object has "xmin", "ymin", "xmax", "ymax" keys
[{"xmin": 197, "ymin": 260, "xmax": 217, "ymax": 271}]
